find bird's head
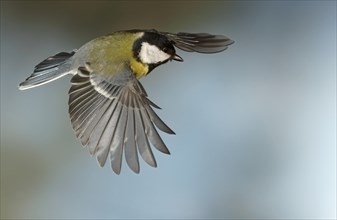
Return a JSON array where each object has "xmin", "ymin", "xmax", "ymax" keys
[{"xmin": 133, "ymin": 31, "xmax": 183, "ymax": 67}]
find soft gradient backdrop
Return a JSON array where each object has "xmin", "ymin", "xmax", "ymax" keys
[{"xmin": 1, "ymin": 1, "xmax": 336, "ymax": 219}]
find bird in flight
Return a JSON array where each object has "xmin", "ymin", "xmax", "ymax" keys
[{"xmin": 19, "ymin": 29, "xmax": 234, "ymax": 174}]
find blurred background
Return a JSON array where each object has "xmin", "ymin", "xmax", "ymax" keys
[{"xmin": 1, "ymin": 1, "xmax": 336, "ymax": 219}]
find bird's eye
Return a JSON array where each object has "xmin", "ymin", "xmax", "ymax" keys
[{"xmin": 163, "ymin": 47, "xmax": 168, "ymax": 53}]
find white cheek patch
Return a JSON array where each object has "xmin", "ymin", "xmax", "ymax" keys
[{"xmin": 139, "ymin": 42, "xmax": 171, "ymax": 64}]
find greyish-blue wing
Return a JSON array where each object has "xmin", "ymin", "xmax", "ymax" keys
[{"xmin": 68, "ymin": 65, "xmax": 174, "ymax": 174}]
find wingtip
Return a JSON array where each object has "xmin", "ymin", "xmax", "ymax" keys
[
  {"xmin": 132, "ymin": 168, "xmax": 140, "ymax": 174},
  {"xmin": 112, "ymin": 167, "xmax": 121, "ymax": 175},
  {"xmin": 227, "ymin": 39, "xmax": 235, "ymax": 46},
  {"xmin": 97, "ymin": 159, "xmax": 106, "ymax": 168},
  {"xmin": 18, "ymin": 82, "xmax": 28, "ymax": 90},
  {"xmin": 163, "ymin": 149, "xmax": 171, "ymax": 155}
]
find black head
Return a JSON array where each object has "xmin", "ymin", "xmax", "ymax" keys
[{"xmin": 132, "ymin": 31, "xmax": 183, "ymax": 68}]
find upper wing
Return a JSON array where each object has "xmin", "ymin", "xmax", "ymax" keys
[
  {"xmin": 68, "ymin": 64, "xmax": 174, "ymax": 174},
  {"xmin": 161, "ymin": 32, "xmax": 234, "ymax": 53}
]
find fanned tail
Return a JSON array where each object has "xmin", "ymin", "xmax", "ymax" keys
[{"xmin": 19, "ymin": 51, "xmax": 75, "ymax": 90}]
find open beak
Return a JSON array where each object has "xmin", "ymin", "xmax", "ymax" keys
[{"xmin": 172, "ymin": 54, "xmax": 184, "ymax": 62}]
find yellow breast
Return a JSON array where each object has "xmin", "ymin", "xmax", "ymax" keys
[{"xmin": 129, "ymin": 58, "xmax": 149, "ymax": 78}]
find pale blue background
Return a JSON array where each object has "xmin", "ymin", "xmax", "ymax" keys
[{"xmin": 1, "ymin": 1, "xmax": 336, "ymax": 219}]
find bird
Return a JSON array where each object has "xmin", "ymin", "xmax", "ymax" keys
[{"xmin": 19, "ymin": 29, "xmax": 234, "ymax": 174}]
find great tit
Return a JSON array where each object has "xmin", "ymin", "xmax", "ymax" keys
[{"xmin": 19, "ymin": 29, "xmax": 234, "ymax": 174}]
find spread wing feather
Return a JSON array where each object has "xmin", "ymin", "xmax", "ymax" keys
[
  {"xmin": 161, "ymin": 32, "xmax": 234, "ymax": 53},
  {"xmin": 68, "ymin": 66, "xmax": 174, "ymax": 174}
]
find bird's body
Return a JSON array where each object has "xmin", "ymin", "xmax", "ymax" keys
[
  {"xmin": 73, "ymin": 32, "xmax": 149, "ymax": 78},
  {"xmin": 19, "ymin": 29, "xmax": 234, "ymax": 174}
]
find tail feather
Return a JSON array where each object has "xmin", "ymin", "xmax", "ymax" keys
[{"xmin": 19, "ymin": 51, "xmax": 75, "ymax": 90}]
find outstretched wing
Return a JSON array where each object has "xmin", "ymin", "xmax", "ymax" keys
[
  {"xmin": 68, "ymin": 65, "xmax": 174, "ymax": 174},
  {"xmin": 161, "ymin": 32, "xmax": 234, "ymax": 53}
]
